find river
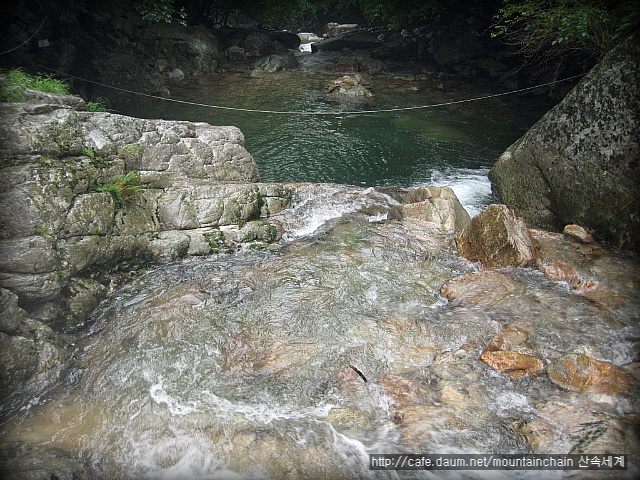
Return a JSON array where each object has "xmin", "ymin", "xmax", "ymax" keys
[
  {"xmin": 111, "ymin": 67, "xmax": 551, "ymax": 216},
  {"xmin": 1, "ymin": 68, "xmax": 638, "ymax": 479}
]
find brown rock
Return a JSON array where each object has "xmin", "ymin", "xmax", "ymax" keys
[
  {"xmin": 547, "ymin": 353, "xmax": 630, "ymax": 395},
  {"xmin": 540, "ymin": 259, "xmax": 582, "ymax": 287},
  {"xmin": 440, "ymin": 270, "xmax": 521, "ymax": 306},
  {"xmin": 484, "ymin": 322, "xmax": 533, "ymax": 352},
  {"xmin": 377, "ymin": 373, "xmax": 437, "ymax": 407},
  {"xmin": 563, "ymin": 224, "xmax": 595, "ymax": 244},
  {"xmin": 455, "ymin": 204, "xmax": 538, "ymax": 268},
  {"xmin": 401, "ymin": 186, "xmax": 471, "ymax": 232},
  {"xmin": 479, "ymin": 350, "xmax": 545, "ymax": 379}
]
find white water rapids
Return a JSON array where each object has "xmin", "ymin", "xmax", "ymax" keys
[{"xmin": 1, "ymin": 184, "xmax": 638, "ymax": 480}]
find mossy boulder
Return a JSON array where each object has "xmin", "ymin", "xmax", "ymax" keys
[{"xmin": 489, "ymin": 31, "xmax": 640, "ymax": 252}]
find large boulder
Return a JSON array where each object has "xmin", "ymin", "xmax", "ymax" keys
[
  {"xmin": 489, "ymin": 31, "xmax": 640, "ymax": 252},
  {"xmin": 144, "ymin": 24, "xmax": 220, "ymax": 74},
  {"xmin": 454, "ymin": 204, "xmax": 538, "ymax": 268}
]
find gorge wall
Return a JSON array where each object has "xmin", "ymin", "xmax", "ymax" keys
[{"xmin": 0, "ymin": 84, "xmax": 291, "ymax": 408}]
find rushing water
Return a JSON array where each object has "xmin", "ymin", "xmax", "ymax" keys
[
  {"xmin": 3, "ymin": 69, "xmax": 638, "ymax": 479},
  {"xmin": 2, "ymin": 184, "xmax": 639, "ymax": 479},
  {"xmin": 111, "ymin": 69, "xmax": 550, "ymax": 216}
]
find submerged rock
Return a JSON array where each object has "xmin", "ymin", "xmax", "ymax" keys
[
  {"xmin": 324, "ymin": 74, "xmax": 373, "ymax": 97},
  {"xmin": 479, "ymin": 350, "xmax": 544, "ymax": 380},
  {"xmin": 455, "ymin": 204, "xmax": 538, "ymax": 268},
  {"xmin": 547, "ymin": 353, "xmax": 630, "ymax": 395},
  {"xmin": 440, "ymin": 269, "xmax": 522, "ymax": 306}
]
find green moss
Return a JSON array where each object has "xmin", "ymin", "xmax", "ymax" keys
[{"xmin": 203, "ymin": 230, "xmax": 225, "ymax": 253}]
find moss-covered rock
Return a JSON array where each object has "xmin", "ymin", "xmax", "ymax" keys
[{"xmin": 489, "ymin": 31, "xmax": 640, "ymax": 252}]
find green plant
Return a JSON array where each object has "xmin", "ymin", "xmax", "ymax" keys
[
  {"xmin": 117, "ymin": 144, "xmax": 144, "ymax": 161},
  {"xmin": 97, "ymin": 171, "xmax": 145, "ymax": 211},
  {"xmin": 492, "ymin": 0, "xmax": 640, "ymax": 67},
  {"xmin": 0, "ymin": 68, "xmax": 70, "ymax": 101},
  {"xmin": 34, "ymin": 226, "xmax": 53, "ymax": 236},
  {"xmin": 82, "ymin": 146, "xmax": 97, "ymax": 160},
  {"xmin": 135, "ymin": 0, "xmax": 187, "ymax": 25},
  {"xmin": 87, "ymin": 97, "xmax": 113, "ymax": 112}
]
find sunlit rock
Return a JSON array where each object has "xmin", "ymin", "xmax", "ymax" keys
[
  {"xmin": 479, "ymin": 350, "xmax": 545, "ymax": 379},
  {"xmin": 547, "ymin": 353, "xmax": 630, "ymax": 395},
  {"xmin": 401, "ymin": 185, "xmax": 471, "ymax": 232},
  {"xmin": 455, "ymin": 203, "xmax": 538, "ymax": 268},
  {"xmin": 563, "ymin": 224, "xmax": 595, "ymax": 244}
]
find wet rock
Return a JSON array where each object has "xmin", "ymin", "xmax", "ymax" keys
[
  {"xmin": 0, "ymin": 288, "xmax": 30, "ymax": 335},
  {"xmin": 324, "ymin": 407, "xmax": 372, "ymax": 431},
  {"xmin": 220, "ymin": 220, "xmax": 279, "ymax": 245},
  {"xmin": 148, "ymin": 231, "xmax": 191, "ymax": 261},
  {"xmin": 455, "ymin": 204, "xmax": 538, "ymax": 268},
  {"xmin": 401, "ymin": 185, "xmax": 471, "ymax": 232},
  {"xmin": 540, "ymin": 259, "xmax": 582, "ymax": 287},
  {"xmin": 324, "ymin": 23, "xmax": 361, "ymax": 37},
  {"xmin": 252, "ymin": 52, "xmax": 298, "ymax": 74},
  {"xmin": 0, "ymin": 235, "xmax": 58, "ymax": 274},
  {"xmin": 324, "ymin": 74, "xmax": 373, "ymax": 97},
  {"xmin": 484, "ymin": 321, "xmax": 533, "ymax": 352},
  {"xmin": 0, "ymin": 443, "xmax": 90, "ymax": 480},
  {"xmin": 0, "ymin": 333, "xmax": 39, "ymax": 396},
  {"xmin": 0, "ymin": 89, "xmax": 291, "ymax": 402},
  {"xmin": 226, "ymin": 45, "xmax": 247, "ymax": 61},
  {"xmin": 563, "ymin": 224, "xmax": 595, "ymax": 244},
  {"xmin": 479, "ymin": 350, "xmax": 545, "ymax": 379},
  {"xmin": 167, "ymin": 68, "xmax": 185, "ymax": 83},
  {"xmin": 312, "ymin": 32, "xmax": 382, "ymax": 53},
  {"xmin": 547, "ymin": 353, "xmax": 630, "ymax": 395},
  {"xmin": 489, "ymin": 32, "xmax": 640, "ymax": 252},
  {"xmin": 440, "ymin": 269, "xmax": 522, "ymax": 306},
  {"xmin": 65, "ymin": 277, "xmax": 108, "ymax": 324},
  {"xmin": 377, "ymin": 373, "xmax": 438, "ymax": 407}
]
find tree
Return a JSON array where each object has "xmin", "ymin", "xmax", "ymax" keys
[{"xmin": 492, "ymin": 0, "xmax": 640, "ymax": 68}]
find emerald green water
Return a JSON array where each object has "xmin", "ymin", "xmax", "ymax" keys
[{"xmin": 113, "ymin": 71, "xmax": 551, "ymax": 214}]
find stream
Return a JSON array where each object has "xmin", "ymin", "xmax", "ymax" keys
[
  {"xmin": 1, "ymin": 67, "xmax": 639, "ymax": 479},
  {"xmin": 2, "ymin": 184, "xmax": 639, "ymax": 479}
]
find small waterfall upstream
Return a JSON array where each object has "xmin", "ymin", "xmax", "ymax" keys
[{"xmin": 2, "ymin": 184, "xmax": 638, "ymax": 480}]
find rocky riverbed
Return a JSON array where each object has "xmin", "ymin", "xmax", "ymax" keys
[{"xmin": 1, "ymin": 29, "xmax": 639, "ymax": 479}]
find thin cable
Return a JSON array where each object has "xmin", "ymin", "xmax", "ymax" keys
[
  {"xmin": 0, "ymin": 17, "xmax": 48, "ymax": 55},
  {"xmin": 39, "ymin": 66, "xmax": 583, "ymax": 116}
]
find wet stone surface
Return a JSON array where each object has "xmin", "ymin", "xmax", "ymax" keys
[{"xmin": 1, "ymin": 184, "xmax": 638, "ymax": 479}]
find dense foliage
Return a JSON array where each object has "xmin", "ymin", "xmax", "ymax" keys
[
  {"xmin": 135, "ymin": 0, "xmax": 459, "ymax": 29},
  {"xmin": 492, "ymin": 0, "xmax": 640, "ymax": 66}
]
